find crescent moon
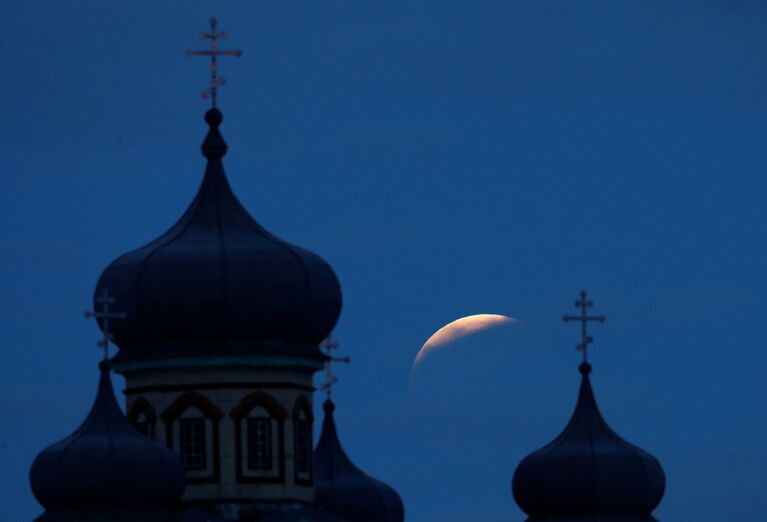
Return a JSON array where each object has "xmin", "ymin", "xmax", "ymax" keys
[{"xmin": 412, "ymin": 314, "xmax": 517, "ymax": 368}]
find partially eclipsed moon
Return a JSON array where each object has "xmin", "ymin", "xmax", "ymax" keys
[{"xmin": 412, "ymin": 314, "xmax": 517, "ymax": 368}]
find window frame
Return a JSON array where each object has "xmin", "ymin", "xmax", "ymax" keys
[
  {"xmin": 179, "ymin": 417, "xmax": 208, "ymax": 471},
  {"xmin": 292, "ymin": 394, "xmax": 314, "ymax": 485},
  {"xmin": 246, "ymin": 416, "xmax": 274, "ymax": 471},
  {"xmin": 127, "ymin": 397, "xmax": 157, "ymax": 440},
  {"xmin": 161, "ymin": 392, "xmax": 223, "ymax": 484},
  {"xmin": 230, "ymin": 392, "xmax": 288, "ymax": 484}
]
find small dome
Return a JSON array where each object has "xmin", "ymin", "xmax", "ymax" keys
[
  {"xmin": 314, "ymin": 400, "xmax": 404, "ymax": 522},
  {"xmin": 512, "ymin": 363, "xmax": 665, "ymax": 521},
  {"xmin": 95, "ymin": 109, "xmax": 341, "ymax": 364},
  {"xmin": 30, "ymin": 362, "xmax": 185, "ymax": 519}
]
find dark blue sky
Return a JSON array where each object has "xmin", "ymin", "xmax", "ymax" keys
[{"xmin": 2, "ymin": 1, "xmax": 766, "ymax": 520}]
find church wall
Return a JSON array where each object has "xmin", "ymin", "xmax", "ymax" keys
[{"xmin": 121, "ymin": 365, "xmax": 317, "ymax": 507}]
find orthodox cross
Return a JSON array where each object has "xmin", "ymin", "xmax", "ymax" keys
[
  {"xmin": 185, "ymin": 17, "xmax": 242, "ymax": 108},
  {"xmin": 319, "ymin": 338, "xmax": 350, "ymax": 399},
  {"xmin": 84, "ymin": 287, "xmax": 127, "ymax": 361},
  {"xmin": 562, "ymin": 290, "xmax": 606, "ymax": 363}
]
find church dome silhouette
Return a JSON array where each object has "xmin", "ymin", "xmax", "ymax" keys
[
  {"xmin": 29, "ymin": 361, "xmax": 186, "ymax": 520},
  {"xmin": 314, "ymin": 399, "xmax": 404, "ymax": 522},
  {"xmin": 94, "ymin": 109, "xmax": 342, "ymax": 364},
  {"xmin": 512, "ymin": 362, "xmax": 665, "ymax": 521},
  {"xmin": 513, "ymin": 292, "xmax": 665, "ymax": 521}
]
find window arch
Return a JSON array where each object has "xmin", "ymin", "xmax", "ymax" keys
[
  {"xmin": 127, "ymin": 398, "xmax": 157, "ymax": 440},
  {"xmin": 162, "ymin": 392, "xmax": 223, "ymax": 483},
  {"xmin": 292, "ymin": 394, "xmax": 314, "ymax": 485},
  {"xmin": 231, "ymin": 392, "xmax": 288, "ymax": 483}
]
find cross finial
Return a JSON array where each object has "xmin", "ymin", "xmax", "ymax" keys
[
  {"xmin": 319, "ymin": 338, "xmax": 350, "ymax": 400},
  {"xmin": 185, "ymin": 17, "xmax": 242, "ymax": 108},
  {"xmin": 562, "ymin": 290, "xmax": 606, "ymax": 364},
  {"xmin": 84, "ymin": 287, "xmax": 127, "ymax": 361}
]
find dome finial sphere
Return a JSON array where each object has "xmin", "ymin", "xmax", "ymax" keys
[{"xmin": 205, "ymin": 108, "xmax": 223, "ymax": 126}]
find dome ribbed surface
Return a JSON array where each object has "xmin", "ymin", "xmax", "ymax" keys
[
  {"xmin": 512, "ymin": 364, "xmax": 665, "ymax": 521},
  {"xmin": 314, "ymin": 400, "xmax": 404, "ymax": 522},
  {"xmin": 95, "ymin": 109, "xmax": 342, "ymax": 364},
  {"xmin": 29, "ymin": 363, "xmax": 185, "ymax": 519}
]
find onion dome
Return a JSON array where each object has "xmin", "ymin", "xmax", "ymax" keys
[
  {"xmin": 314, "ymin": 400, "xmax": 404, "ymax": 522},
  {"xmin": 95, "ymin": 109, "xmax": 342, "ymax": 365},
  {"xmin": 30, "ymin": 361, "xmax": 186, "ymax": 521},
  {"xmin": 512, "ymin": 362, "xmax": 665, "ymax": 522}
]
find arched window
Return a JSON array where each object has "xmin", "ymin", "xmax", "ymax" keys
[
  {"xmin": 246, "ymin": 407, "xmax": 273, "ymax": 470},
  {"xmin": 127, "ymin": 398, "xmax": 157, "ymax": 440},
  {"xmin": 293, "ymin": 394, "xmax": 314, "ymax": 485},
  {"xmin": 231, "ymin": 392, "xmax": 288, "ymax": 483},
  {"xmin": 162, "ymin": 392, "xmax": 223, "ymax": 483}
]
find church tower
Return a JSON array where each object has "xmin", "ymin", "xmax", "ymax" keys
[
  {"xmin": 311, "ymin": 344, "xmax": 404, "ymax": 522},
  {"xmin": 313, "ymin": 399, "xmax": 404, "ymax": 522},
  {"xmin": 92, "ymin": 23, "xmax": 342, "ymax": 517},
  {"xmin": 512, "ymin": 291, "xmax": 665, "ymax": 521},
  {"xmin": 30, "ymin": 358, "xmax": 187, "ymax": 521}
]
